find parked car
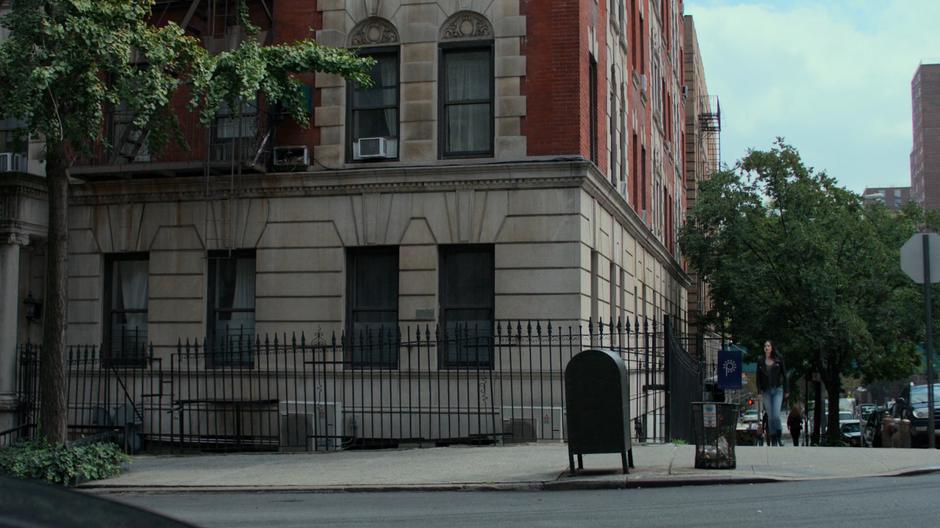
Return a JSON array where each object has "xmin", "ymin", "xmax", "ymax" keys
[
  {"xmin": 893, "ymin": 384, "xmax": 940, "ymax": 448},
  {"xmin": 859, "ymin": 403, "xmax": 876, "ymax": 421},
  {"xmin": 838, "ymin": 411, "xmax": 855, "ymax": 425},
  {"xmin": 840, "ymin": 419, "xmax": 862, "ymax": 447}
]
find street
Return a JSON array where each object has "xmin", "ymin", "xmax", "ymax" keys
[{"xmin": 110, "ymin": 473, "xmax": 940, "ymax": 528}]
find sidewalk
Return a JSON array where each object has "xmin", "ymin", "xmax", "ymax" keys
[{"xmin": 80, "ymin": 443, "xmax": 940, "ymax": 493}]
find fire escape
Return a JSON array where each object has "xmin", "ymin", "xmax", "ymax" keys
[{"xmin": 698, "ymin": 95, "xmax": 721, "ymax": 178}]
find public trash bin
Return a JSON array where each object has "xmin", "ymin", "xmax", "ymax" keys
[
  {"xmin": 565, "ymin": 349, "xmax": 634, "ymax": 474},
  {"xmin": 691, "ymin": 402, "xmax": 737, "ymax": 469}
]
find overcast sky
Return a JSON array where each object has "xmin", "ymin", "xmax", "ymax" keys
[{"xmin": 684, "ymin": 0, "xmax": 940, "ymax": 194}]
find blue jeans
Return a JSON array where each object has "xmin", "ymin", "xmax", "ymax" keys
[{"xmin": 762, "ymin": 387, "xmax": 784, "ymax": 437}]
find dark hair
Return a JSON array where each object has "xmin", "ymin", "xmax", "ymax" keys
[{"xmin": 764, "ymin": 340, "xmax": 779, "ymax": 359}]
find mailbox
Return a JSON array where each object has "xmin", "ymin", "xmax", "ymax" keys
[{"xmin": 564, "ymin": 348, "xmax": 634, "ymax": 474}]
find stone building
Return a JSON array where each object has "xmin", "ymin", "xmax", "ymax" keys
[{"xmin": 0, "ymin": 0, "xmax": 707, "ymax": 443}]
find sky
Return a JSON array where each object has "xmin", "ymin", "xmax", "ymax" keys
[{"xmin": 683, "ymin": 0, "xmax": 940, "ymax": 194}]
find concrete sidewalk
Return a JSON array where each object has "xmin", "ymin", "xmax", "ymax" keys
[{"xmin": 80, "ymin": 443, "xmax": 940, "ymax": 493}]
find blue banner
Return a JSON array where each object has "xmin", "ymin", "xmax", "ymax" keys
[{"xmin": 717, "ymin": 346, "xmax": 743, "ymax": 389}]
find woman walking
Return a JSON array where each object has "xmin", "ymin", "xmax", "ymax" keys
[{"xmin": 757, "ymin": 341, "xmax": 787, "ymax": 446}]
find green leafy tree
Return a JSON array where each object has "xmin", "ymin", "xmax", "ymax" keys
[
  {"xmin": 0, "ymin": 0, "xmax": 373, "ymax": 444},
  {"xmin": 680, "ymin": 140, "xmax": 922, "ymax": 444}
]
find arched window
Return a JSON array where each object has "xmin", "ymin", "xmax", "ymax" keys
[
  {"xmin": 438, "ymin": 12, "xmax": 494, "ymax": 158},
  {"xmin": 347, "ymin": 18, "xmax": 400, "ymax": 161}
]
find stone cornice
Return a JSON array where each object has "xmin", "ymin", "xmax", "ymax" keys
[
  {"xmin": 0, "ymin": 174, "xmax": 47, "ymax": 200},
  {"xmin": 69, "ymin": 159, "xmax": 590, "ymax": 205}
]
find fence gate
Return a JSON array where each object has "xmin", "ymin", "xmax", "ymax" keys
[{"xmin": 664, "ymin": 318, "xmax": 703, "ymax": 443}]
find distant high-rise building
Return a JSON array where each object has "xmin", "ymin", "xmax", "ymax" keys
[
  {"xmin": 862, "ymin": 186, "xmax": 911, "ymax": 212},
  {"xmin": 911, "ymin": 62, "xmax": 940, "ymax": 209}
]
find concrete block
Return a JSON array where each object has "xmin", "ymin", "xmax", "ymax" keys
[
  {"xmin": 400, "ymin": 269, "xmax": 437, "ymax": 295},
  {"xmin": 320, "ymin": 126, "xmax": 344, "ymax": 146},
  {"xmin": 320, "ymin": 86, "xmax": 346, "ymax": 107},
  {"xmin": 256, "ymin": 271, "xmax": 344, "ymax": 298},
  {"xmin": 496, "ymin": 116, "xmax": 520, "ymax": 136},
  {"xmin": 257, "ymin": 247, "xmax": 344, "ymax": 273},
  {"xmin": 401, "ymin": 100, "xmax": 435, "ymax": 123},
  {"xmin": 400, "ymin": 245, "xmax": 438, "ymax": 269},
  {"xmin": 495, "ymin": 37, "xmax": 520, "ymax": 57},
  {"xmin": 150, "ymin": 250, "xmax": 205, "ymax": 276},
  {"xmin": 68, "ymin": 277, "xmax": 100, "ymax": 302},
  {"xmin": 68, "ymin": 300, "xmax": 100, "ymax": 324},
  {"xmin": 315, "ymin": 105, "xmax": 343, "ymax": 127},
  {"xmin": 399, "ymin": 295, "xmax": 437, "ymax": 322},
  {"xmin": 401, "ymin": 120, "xmax": 435, "ymax": 141},
  {"xmin": 495, "ymin": 136, "xmax": 526, "ymax": 159},
  {"xmin": 493, "ymin": 0, "xmax": 520, "ymax": 17},
  {"xmin": 401, "ymin": 81, "xmax": 434, "ymax": 103},
  {"xmin": 495, "ymin": 55, "xmax": 526, "ymax": 78},
  {"xmin": 150, "ymin": 299, "xmax": 204, "ymax": 323},
  {"xmin": 401, "ymin": 22, "xmax": 439, "ymax": 43},
  {"xmin": 400, "ymin": 140, "xmax": 436, "ymax": 162},
  {"xmin": 315, "ymin": 72, "xmax": 345, "ymax": 88},
  {"xmin": 506, "ymin": 188, "xmax": 578, "ymax": 216},
  {"xmin": 148, "ymin": 322, "xmax": 205, "ymax": 346},
  {"xmin": 69, "ymin": 229, "xmax": 101, "ymax": 254},
  {"xmin": 496, "ymin": 268, "xmax": 580, "ymax": 295},
  {"xmin": 401, "ymin": 61, "xmax": 435, "ymax": 83},
  {"xmin": 494, "ymin": 293, "xmax": 580, "ymax": 321},
  {"xmin": 495, "ymin": 214, "xmax": 581, "ymax": 243},
  {"xmin": 256, "ymin": 297, "xmax": 342, "ymax": 323},
  {"xmin": 149, "ymin": 275, "xmax": 203, "ymax": 299},
  {"xmin": 151, "ymin": 226, "xmax": 204, "ymax": 251},
  {"xmin": 402, "ymin": 43, "xmax": 436, "ymax": 63},
  {"xmin": 322, "ymin": 10, "xmax": 348, "ymax": 32},
  {"xmin": 313, "ymin": 144, "xmax": 344, "ymax": 168},
  {"xmin": 317, "ymin": 0, "xmax": 345, "ymax": 11},
  {"xmin": 495, "ymin": 16, "xmax": 526, "ymax": 37},
  {"xmin": 496, "ymin": 77, "xmax": 520, "ymax": 97},
  {"xmin": 496, "ymin": 242, "xmax": 581, "ymax": 269},
  {"xmin": 68, "ymin": 254, "xmax": 101, "ymax": 278},
  {"xmin": 316, "ymin": 29, "xmax": 346, "ymax": 48}
]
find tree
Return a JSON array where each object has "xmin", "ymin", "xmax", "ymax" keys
[
  {"xmin": 680, "ymin": 140, "xmax": 922, "ymax": 445},
  {"xmin": 0, "ymin": 0, "xmax": 373, "ymax": 444}
]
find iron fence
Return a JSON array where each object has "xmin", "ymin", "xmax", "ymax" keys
[{"xmin": 8, "ymin": 318, "xmax": 681, "ymax": 453}]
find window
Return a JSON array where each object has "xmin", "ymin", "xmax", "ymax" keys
[
  {"xmin": 207, "ymin": 250, "xmax": 256, "ymax": 368},
  {"xmin": 439, "ymin": 245, "xmax": 494, "ymax": 369},
  {"xmin": 213, "ymin": 99, "xmax": 257, "ymax": 162},
  {"xmin": 103, "ymin": 254, "xmax": 149, "ymax": 367},
  {"xmin": 440, "ymin": 44, "xmax": 493, "ymax": 157},
  {"xmin": 348, "ymin": 50, "xmax": 399, "ymax": 161},
  {"xmin": 641, "ymin": 146, "xmax": 647, "ymax": 211},
  {"xmin": 589, "ymin": 55, "xmax": 598, "ymax": 164},
  {"xmin": 346, "ymin": 247, "xmax": 399, "ymax": 368},
  {"xmin": 632, "ymin": 132, "xmax": 639, "ymax": 209}
]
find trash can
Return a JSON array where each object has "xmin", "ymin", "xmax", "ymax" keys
[{"xmin": 691, "ymin": 402, "xmax": 738, "ymax": 469}]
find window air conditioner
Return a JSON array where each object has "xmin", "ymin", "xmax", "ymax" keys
[
  {"xmin": 501, "ymin": 406, "xmax": 565, "ymax": 442},
  {"xmin": 681, "ymin": 85, "xmax": 689, "ymax": 98},
  {"xmin": 272, "ymin": 146, "xmax": 309, "ymax": 168},
  {"xmin": 619, "ymin": 180, "xmax": 628, "ymax": 198},
  {"xmin": 278, "ymin": 401, "xmax": 344, "ymax": 451},
  {"xmin": 353, "ymin": 137, "xmax": 389, "ymax": 160}
]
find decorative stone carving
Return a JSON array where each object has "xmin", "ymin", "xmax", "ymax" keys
[
  {"xmin": 348, "ymin": 18, "xmax": 399, "ymax": 47},
  {"xmin": 2, "ymin": 232, "xmax": 29, "ymax": 247},
  {"xmin": 440, "ymin": 11, "xmax": 492, "ymax": 41}
]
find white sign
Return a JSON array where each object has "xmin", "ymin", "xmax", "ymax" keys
[
  {"xmin": 901, "ymin": 233, "xmax": 940, "ymax": 284},
  {"xmin": 703, "ymin": 404, "xmax": 717, "ymax": 428}
]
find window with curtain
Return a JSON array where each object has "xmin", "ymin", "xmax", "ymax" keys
[
  {"xmin": 346, "ymin": 247, "xmax": 399, "ymax": 368},
  {"xmin": 439, "ymin": 245, "xmax": 494, "ymax": 369},
  {"xmin": 104, "ymin": 254, "xmax": 149, "ymax": 367},
  {"xmin": 348, "ymin": 50, "xmax": 399, "ymax": 160},
  {"xmin": 213, "ymin": 99, "xmax": 258, "ymax": 162},
  {"xmin": 207, "ymin": 251, "xmax": 256, "ymax": 368},
  {"xmin": 440, "ymin": 45, "xmax": 493, "ymax": 157}
]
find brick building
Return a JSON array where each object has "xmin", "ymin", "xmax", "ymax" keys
[
  {"xmin": 911, "ymin": 62, "xmax": 940, "ymax": 209},
  {"xmin": 0, "ymin": 0, "xmax": 712, "ymax": 444}
]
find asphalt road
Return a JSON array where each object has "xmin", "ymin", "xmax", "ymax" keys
[{"xmin": 110, "ymin": 473, "xmax": 940, "ymax": 528}]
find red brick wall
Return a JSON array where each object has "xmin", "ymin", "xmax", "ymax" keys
[
  {"xmin": 274, "ymin": 1, "xmax": 320, "ymax": 149},
  {"xmin": 523, "ymin": 0, "xmax": 584, "ymax": 157}
]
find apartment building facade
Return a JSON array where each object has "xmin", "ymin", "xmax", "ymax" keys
[
  {"xmin": 1, "ymin": 0, "xmax": 706, "ymax": 441},
  {"xmin": 911, "ymin": 62, "xmax": 940, "ymax": 209}
]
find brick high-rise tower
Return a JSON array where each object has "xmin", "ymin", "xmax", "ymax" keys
[{"xmin": 911, "ymin": 62, "xmax": 940, "ymax": 209}]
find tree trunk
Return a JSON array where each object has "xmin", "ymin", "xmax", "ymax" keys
[
  {"xmin": 812, "ymin": 377, "xmax": 822, "ymax": 445},
  {"xmin": 39, "ymin": 141, "xmax": 69, "ymax": 444},
  {"xmin": 825, "ymin": 377, "xmax": 842, "ymax": 446}
]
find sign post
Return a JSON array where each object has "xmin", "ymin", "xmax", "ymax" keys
[{"xmin": 901, "ymin": 232, "xmax": 940, "ymax": 450}]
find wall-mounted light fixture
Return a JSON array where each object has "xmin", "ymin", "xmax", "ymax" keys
[{"xmin": 23, "ymin": 292, "xmax": 42, "ymax": 323}]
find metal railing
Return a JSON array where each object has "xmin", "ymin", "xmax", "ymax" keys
[{"xmin": 11, "ymin": 318, "xmax": 680, "ymax": 453}]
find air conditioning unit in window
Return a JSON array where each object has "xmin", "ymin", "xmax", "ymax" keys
[
  {"xmin": 0, "ymin": 152, "xmax": 25, "ymax": 173},
  {"xmin": 273, "ymin": 146, "xmax": 309, "ymax": 169},
  {"xmin": 619, "ymin": 180, "xmax": 628, "ymax": 198},
  {"xmin": 353, "ymin": 137, "xmax": 389, "ymax": 160},
  {"xmin": 681, "ymin": 85, "xmax": 689, "ymax": 98}
]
